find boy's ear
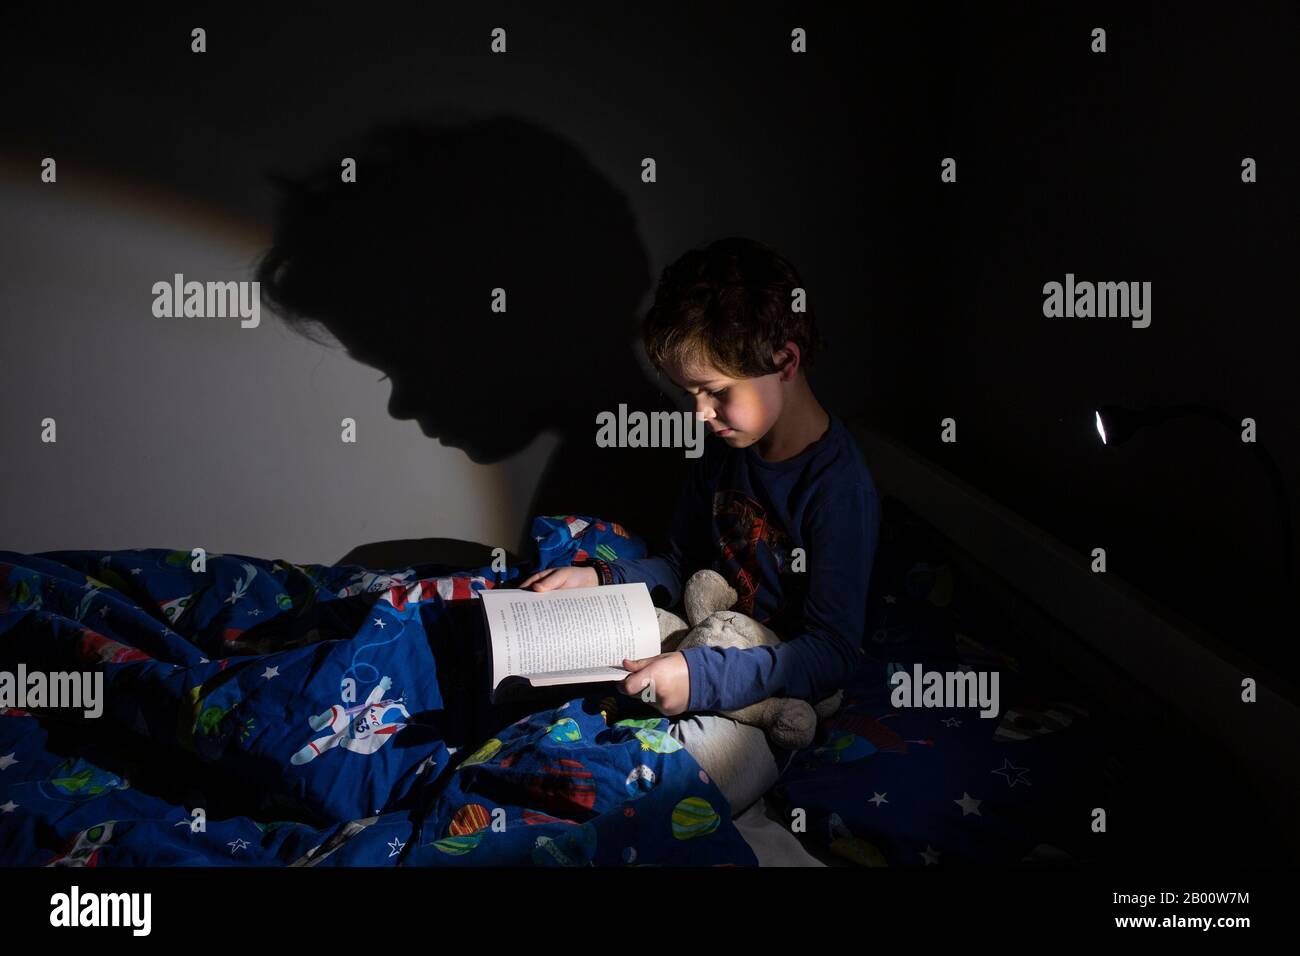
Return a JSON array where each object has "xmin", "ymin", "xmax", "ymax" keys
[{"xmin": 774, "ymin": 341, "xmax": 801, "ymax": 379}]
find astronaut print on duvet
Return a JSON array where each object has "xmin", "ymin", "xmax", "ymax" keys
[{"xmin": 0, "ymin": 515, "xmax": 756, "ymax": 866}]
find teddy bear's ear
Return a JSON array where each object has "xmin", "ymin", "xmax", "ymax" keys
[{"xmin": 684, "ymin": 570, "xmax": 737, "ymax": 626}]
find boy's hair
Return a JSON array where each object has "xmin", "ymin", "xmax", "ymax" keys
[{"xmin": 641, "ymin": 237, "xmax": 824, "ymax": 380}]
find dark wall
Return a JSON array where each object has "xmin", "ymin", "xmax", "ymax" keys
[{"xmin": 2, "ymin": 3, "xmax": 1295, "ymax": 668}]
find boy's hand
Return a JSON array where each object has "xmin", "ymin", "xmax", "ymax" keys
[
  {"xmin": 619, "ymin": 652, "xmax": 690, "ymax": 716},
  {"xmin": 518, "ymin": 566, "xmax": 599, "ymax": 591}
]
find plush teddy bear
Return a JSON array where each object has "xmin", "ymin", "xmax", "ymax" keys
[{"xmin": 654, "ymin": 569, "xmax": 843, "ymax": 750}]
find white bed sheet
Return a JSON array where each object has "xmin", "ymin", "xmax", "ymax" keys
[{"xmin": 733, "ymin": 796, "xmax": 830, "ymax": 867}]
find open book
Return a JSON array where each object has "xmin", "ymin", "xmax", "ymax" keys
[{"xmin": 479, "ymin": 582, "xmax": 661, "ymax": 704}]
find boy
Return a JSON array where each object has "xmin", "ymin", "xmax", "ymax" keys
[{"xmin": 520, "ymin": 237, "xmax": 881, "ymax": 816}]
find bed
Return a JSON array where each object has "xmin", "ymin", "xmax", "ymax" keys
[{"xmin": 4, "ymin": 419, "xmax": 1289, "ymax": 865}]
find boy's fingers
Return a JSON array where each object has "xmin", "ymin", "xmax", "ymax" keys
[
  {"xmin": 620, "ymin": 676, "xmax": 651, "ymax": 696},
  {"xmin": 618, "ymin": 659, "xmax": 647, "ymax": 695}
]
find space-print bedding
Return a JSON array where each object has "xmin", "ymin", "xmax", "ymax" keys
[
  {"xmin": 0, "ymin": 515, "xmax": 755, "ymax": 866},
  {"xmin": 770, "ymin": 514, "xmax": 1126, "ymax": 866}
]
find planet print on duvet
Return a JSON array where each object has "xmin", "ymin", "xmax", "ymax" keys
[
  {"xmin": 432, "ymin": 831, "xmax": 486, "ymax": 855},
  {"xmin": 457, "ymin": 737, "xmax": 502, "ymax": 767},
  {"xmin": 449, "ymin": 803, "xmax": 492, "ymax": 836},
  {"xmin": 39, "ymin": 757, "xmax": 130, "ymax": 803},
  {"xmin": 518, "ymin": 759, "xmax": 597, "ymax": 813},
  {"xmin": 671, "ymin": 796, "xmax": 720, "ymax": 840},
  {"xmin": 546, "ymin": 717, "xmax": 582, "ymax": 743}
]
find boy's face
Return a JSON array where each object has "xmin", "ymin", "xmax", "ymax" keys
[{"xmin": 666, "ymin": 353, "xmax": 788, "ymax": 448}]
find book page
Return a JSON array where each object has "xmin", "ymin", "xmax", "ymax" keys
[
  {"xmin": 480, "ymin": 583, "xmax": 660, "ymax": 691},
  {"xmin": 524, "ymin": 667, "xmax": 632, "ymax": 687}
]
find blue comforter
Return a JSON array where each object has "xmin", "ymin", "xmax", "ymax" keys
[{"xmin": 0, "ymin": 515, "xmax": 756, "ymax": 866}]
